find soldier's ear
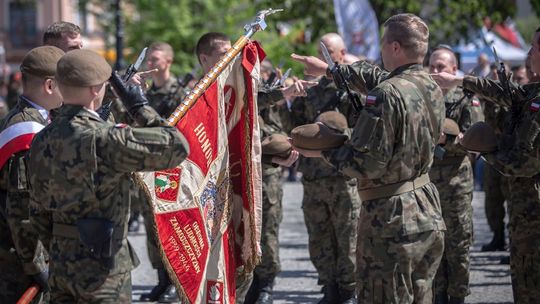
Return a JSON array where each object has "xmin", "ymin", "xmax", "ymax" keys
[{"xmin": 44, "ymin": 78, "xmax": 55, "ymax": 94}]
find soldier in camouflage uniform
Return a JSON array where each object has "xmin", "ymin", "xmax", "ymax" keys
[
  {"xmin": 293, "ymin": 14, "xmax": 446, "ymax": 303},
  {"xmin": 144, "ymin": 42, "xmax": 184, "ymax": 118},
  {"xmin": 481, "ymin": 67, "xmax": 510, "ymax": 252},
  {"xmin": 290, "ymin": 33, "xmax": 361, "ymax": 304},
  {"xmin": 427, "ymin": 46, "xmax": 477, "ymax": 304},
  {"xmin": 0, "ymin": 46, "xmax": 64, "ymax": 303},
  {"xmin": 26, "ymin": 49, "xmax": 189, "ymax": 303},
  {"xmin": 196, "ymin": 32, "xmax": 314, "ymax": 304},
  {"xmin": 433, "ymin": 28, "xmax": 540, "ymax": 303},
  {"xmin": 128, "ymin": 41, "xmax": 187, "ymax": 303}
]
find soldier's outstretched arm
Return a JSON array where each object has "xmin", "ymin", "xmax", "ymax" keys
[
  {"xmin": 96, "ymin": 116, "xmax": 189, "ymax": 173},
  {"xmin": 433, "ymin": 72, "xmax": 530, "ymax": 108},
  {"xmin": 291, "ymin": 54, "xmax": 387, "ymax": 94},
  {"xmin": 335, "ymin": 60, "xmax": 388, "ymax": 94},
  {"xmin": 482, "ymin": 110, "xmax": 540, "ymax": 177}
]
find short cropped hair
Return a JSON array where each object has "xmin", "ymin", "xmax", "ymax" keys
[
  {"xmin": 43, "ymin": 21, "xmax": 81, "ymax": 45},
  {"xmin": 195, "ymin": 32, "xmax": 230, "ymax": 59},
  {"xmin": 149, "ymin": 41, "xmax": 174, "ymax": 60},
  {"xmin": 384, "ymin": 14, "xmax": 429, "ymax": 60}
]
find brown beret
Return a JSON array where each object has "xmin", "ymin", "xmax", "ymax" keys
[
  {"xmin": 443, "ymin": 118, "xmax": 460, "ymax": 136},
  {"xmin": 291, "ymin": 123, "xmax": 348, "ymax": 150},
  {"xmin": 56, "ymin": 49, "xmax": 112, "ymax": 86},
  {"xmin": 315, "ymin": 111, "xmax": 348, "ymax": 132},
  {"xmin": 20, "ymin": 46, "xmax": 64, "ymax": 77},
  {"xmin": 460, "ymin": 121, "xmax": 498, "ymax": 153},
  {"xmin": 261, "ymin": 134, "xmax": 292, "ymax": 158}
]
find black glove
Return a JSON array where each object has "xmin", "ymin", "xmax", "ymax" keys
[
  {"xmin": 32, "ymin": 270, "xmax": 50, "ymax": 292},
  {"xmin": 109, "ymin": 71, "xmax": 149, "ymax": 116}
]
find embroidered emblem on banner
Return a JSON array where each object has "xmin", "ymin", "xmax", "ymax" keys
[
  {"xmin": 155, "ymin": 168, "xmax": 181, "ymax": 202},
  {"xmin": 207, "ymin": 280, "xmax": 224, "ymax": 304}
]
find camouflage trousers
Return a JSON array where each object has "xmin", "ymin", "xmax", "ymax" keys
[
  {"xmin": 507, "ymin": 176, "xmax": 540, "ymax": 303},
  {"xmin": 236, "ymin": 268, "xmax": 254, "ymax": 304},
  {"xmin": 483, "ymin": 163, "xmax": 509, "ymax": 236},
  {"xmin": 50, "ymin": 269, "xmax": 131, "ymax": 303},
  {"xmin": 302, "ymin": 176, "xmax": 360, "ymax": 291},
  {"xmin": 429, "ymin": 157, "xmax": 474, "ymax": 298},
  {"xmin": 357, "ymin": 229, "xmax": 444, "ymax": 304},
  {"xmin": 253, "ymin": 170, "xmax": 283, "ymax": 283},
  {"xmin": 0, "ymin": 214, "xmax": 37, "ymax": 303},
  {"xmin": 47, "ymin": 234, "xmax": 138, "ymax": 303}
]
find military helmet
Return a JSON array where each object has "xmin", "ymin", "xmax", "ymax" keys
[
  {"xmin": 261, "ymin": 134, "xmax": 292, "ymax": 158},
  {"xmin": 460, "ymin": 121, "xmax": 498, "ymax": 152}
]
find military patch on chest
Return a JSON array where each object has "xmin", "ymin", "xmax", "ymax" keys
[
  {"xmin": 530, "ymin": 101, "xmax": 540, "ymax": 112},
  {"xmin": 155, "ymin": 168, "xmax": 181, "ymax": 202},
  {"xmin": 114, "ymin": 123, "xmax": 128, "ymax": 128},
  {"xmin": 366, "ymin": 95, "xmax": 377, "ymax": 106},
  {"xmin": 471, "ymin": 97, "xmax": 481, "ymax": 107}
]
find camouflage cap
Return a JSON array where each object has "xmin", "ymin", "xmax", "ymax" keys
[
  {"xmin": 291, "ymin": 122, "xmax": 348, "ymax": 150},
  {"xmin": 315, "ymin": 111, "xmax": 348, "ymax": 133},
  {"xmin": 460, "ymin": 121, "xmax": 498, "ymax": 152},
  {"xmin": 20, "ymin": 46, "xmax": 65, "ymax": 77},
  {"xmin": 56, "ymin": 49, "xmax": 112, "ymax": 86},
  {"xmin": 261, "ymin": 134, "xmax": 292, "ymax": 158},
  {"xmin": 443, "ymin": 118, "xmax": 460, "ymax": 136}
]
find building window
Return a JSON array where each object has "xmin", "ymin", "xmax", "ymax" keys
[{"xmin": 9, "ymin": 1, "xmax": 37, "ymax": 48}]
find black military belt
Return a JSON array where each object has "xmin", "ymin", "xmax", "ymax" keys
[
  {"xmin": 433, "ymin": 155, "xmax": 467, "ymax": 166},
  {"xmin": 358, "ymin": 174, "xmax": 431, "ymax": 201},
  {"xmin": 52, "ymin": 223, "xmax": 124, "ymax": 240}
]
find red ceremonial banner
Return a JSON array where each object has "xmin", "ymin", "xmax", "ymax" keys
[{"xmin": 141, "ymin": 42, "xmax": 264, "ymax": 304}]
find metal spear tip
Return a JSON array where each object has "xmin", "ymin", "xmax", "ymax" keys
[{"xmin": 256, "ymin": 8, "xmax": 284, "ymax": 18}]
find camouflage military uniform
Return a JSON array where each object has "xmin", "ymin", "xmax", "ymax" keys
[
  {"xmin": 0, "ymin": 97, "xmax": 49, "ymax": 303},
  {"xmin": 252, "ymin": 87, "xmax": 289, "ymax": 288},
  {"xmin": 429, "ymin": 87, "xmax": 476, "ymax": 299},
  {"xmin": 325, "ymin": 61, "xmax": 446, "ymax": 303},
  {"xmin": 482, "ymin": 98, "xmax": 510, "ymax": 249},
  {"xmin": 146, "ymin": 76, "xmax": 184, "ymax": 118},
  {"xmin": 462, "ymin": 77, "xmax": 540, "ymax": 303},
  {"xmin": 290, "ymin": 77, "xmax": 361, "ymax": 297},
  {"xmin": 27, "ymin": 104, "xmax": 188, "ymax": 303}
]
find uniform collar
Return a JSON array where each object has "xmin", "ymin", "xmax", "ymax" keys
[
  {"xmin": 57, "ymin": 104, "xmax": 104, "ymax": 122},
  {"xmin": 386, "ymin": 63, "xmax": 424, "ymax": 79},
  {"xmin": 19, "ymin": 95, "xmax": 49, "ymax": 121}
]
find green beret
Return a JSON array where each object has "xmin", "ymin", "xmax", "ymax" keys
[
  {"xmin": 460, "ymin": 121, "xmax": 498, "ymax": 153},
  {"xmin": 261, "ymin": 134, "xmax": 292, "ymax": 158},
  {"xmin": 315, "ymin": 111, "xmax": 348, "ymax": 132},
  {"xmin": 291, "ymin": 123, "xmax": 348, "ymax": 150},
  {"xmin": 20, "ymin": 46, "xmax": 64, "ymax": 77},
  {"xmin": 443, "ymin": 118, "xmax": 460, "ymax": 136},
  {"xmin": 56, "ymin": 49, "xmax": 112, "ymax": 86}
]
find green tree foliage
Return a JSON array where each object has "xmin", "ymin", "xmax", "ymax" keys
[
  {"xmin": 370, "ymin": 0, "xmax": 517, "ymax": 46},
  {"xmin": 110, "ymin": 0, "xmax": 520, "ymax": 76}
]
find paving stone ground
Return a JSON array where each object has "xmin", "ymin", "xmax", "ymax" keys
[{"xmin": 130, "ymin": 182, "xmax": 513, "ymax": 303}]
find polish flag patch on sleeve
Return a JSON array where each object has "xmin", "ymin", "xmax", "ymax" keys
[
  {"xmin": 530, "ymin": 101, "xmax": 540, "ymax": 112},
  {"xmin": 366, "ymin": 95, "xmax": 377, "ymax": 106},
  {"xmin": 472, "ymin": 97, "xmax": 481, "ymax": 107}
]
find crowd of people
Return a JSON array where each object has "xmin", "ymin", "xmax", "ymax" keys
[{"xmin": 1, "ymin": 11, "xmax": 539, "ymax": 304}]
